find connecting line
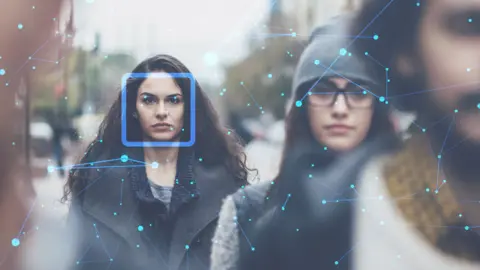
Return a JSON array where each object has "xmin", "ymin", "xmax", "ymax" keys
[
  {"xmin": 336, "ymin": 242, "xmax": 360, "ymax": 264},
  {"xmin": 299, "ymin": 0, "xmax": 396, "ymax": 102},
  {"xmin": 385, "ymin": 68, "xmax": 389, "ymax": 98},
  {"xmin": 437, "ymin": 116, "xmax": 455, "ymax": 189},
  {"xmin": 444, "ymin": 136, "xmax": 470, "ymax": 153},
  {"xmin": 69, "ymin": 165, "xmax": 146, "ymax": 170},
  {"xmin": 388, "ymin": 80, "xmax": 480, "ymax": 99},
  {"xmin": 317, "ymin": 62, "xmax": 380, "ymax": 98},
  {"xmin": 240, "ymin": 83, "xmax": 262, "ymax": 111},
  {"xmin": 120, "ymin": 179, "xmax": 124, "ymax": 206},
  {"xmin": 426, "ymin": 114, "xmax": 452, "ymax": 130},
  {"xmin": 11, "ymin": 38, "xmax": 51, "ymax": 79},
  {"xmin": 77, "ymin": 241, "xmax": 93, "ymax": 264},
  {"xmin": 281, "ymin": 194, "xmax": 292, "ymax": 211},
  {"xmin": 366, "ymin": 53, "xmax": 387, "ymax": 69},
  {"xmin": 236, "ymin": 220, "xmax": 254, "ymax": 251},
  {"xmin": 59, "ymin": 158, "xmax": 122, "ymax": 170},
  {"xmin": 30, "ymin": 58, "xmax": 57, "ymax": 63},
  {"xmin": 254, "ymin": 33, "xmax": 375, "ymax": 39},
  {"xmin": 16, "ymin": 198, "xmax": 38, "ymax": 239},
  {"xmin": 127, "ymin": 159, "xmax": 149, "ymax": 165},
  {"xmin": 93, "ymin": 225, "xmax": 112, "ymax": 260}
]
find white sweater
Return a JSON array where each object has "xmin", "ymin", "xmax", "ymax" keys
[{"xmin": 354, "ymin": 156, "xmax": 480, "ymax": 270}]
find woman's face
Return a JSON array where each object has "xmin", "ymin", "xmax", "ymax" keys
[
  {"xmin": 307, "ymin": 77, "xmax": 374, "ymax": 152},
  {"xmin": 136, "ymin": 71, "xmax": 184, "ymax": 142}
]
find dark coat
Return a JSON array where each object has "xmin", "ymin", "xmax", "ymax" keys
[{"xmin": 68, "ymin": 160, "xmax": 242, "ymax": 270}]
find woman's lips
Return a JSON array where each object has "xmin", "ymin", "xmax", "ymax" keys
[
  {"xmin": 151, "ymin": 123, "xmax": 173, "ymax": 131},
  {"xmin": 325, "ymin": 124, "xmax": 353, "ymax": 135}
]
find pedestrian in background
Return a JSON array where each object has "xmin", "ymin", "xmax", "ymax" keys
[{"xmin": 210, "ymin": 16, "xmax": 397, "ymax": 270}]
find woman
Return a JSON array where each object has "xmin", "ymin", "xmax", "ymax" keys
[
  {"xmin": 63, "ymin": 54, "xmax": 254, "ymax": 270},
  {"xmin": 210, "ymin": 18, "xmax": 398, "ymax": 270}
]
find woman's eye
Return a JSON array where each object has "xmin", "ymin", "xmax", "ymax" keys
[
  {"xmin": 448, "ymin": 13, "xmax": 480, "ymax": 37},
  {"xmin": 141, "ymin": 95, "xmax": 156, "ymax": 105},
  {"xmin": 167, "ymin": 95, "xmax": 183, "ymax": 104}
]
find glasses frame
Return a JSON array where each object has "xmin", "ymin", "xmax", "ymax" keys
[{"xmin": 307, "ymin": 86, "xmax": 376, "ymax": 109}]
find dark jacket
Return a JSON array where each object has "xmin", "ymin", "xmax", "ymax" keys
[{"xmin": 68, "ymin": 157, "xmax": 242, "ymax": 270}]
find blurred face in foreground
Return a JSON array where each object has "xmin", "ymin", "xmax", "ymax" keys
[
  {"xmin": 414, "ymin": 0, "xmax": 480, "ymax": 142},
  {"xmin": 0, "ymin": 0, "xmax": 65, "ymax": 268},
  {"xmin": 307, "ymin": 77, "xmax": 375, "ymax": 152}
]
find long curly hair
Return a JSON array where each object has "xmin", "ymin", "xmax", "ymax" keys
[{"xmin": 63, "ymin": 54, "xmax": 254, "ymax": 202}]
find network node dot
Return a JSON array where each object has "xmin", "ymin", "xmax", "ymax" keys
[
  {"xmin": 477, "ymin": 103, "xmax": 480, "ymax": 109},
  {"xmin": 199, "ymin": 158, "xmax": 203, "ymax": 162},
  {"xmin": 437, "ymin": 155, "xmax": 442, "ymax": 159},
  {"xmin": 467, "ymin": 68, "xmax": 471, "ymax": 72},
  {"xmin": 47, "ymin": 166, "xmax": 55, "ymax": 173},
  {"xmin": 350, "ymin": 184, "xmax": 355, "ymax": 189},
  {"xmin": 32, "ymin": 66, "xmax": 36, "ymax": 70},
  {"xmin": 426, "ymin": 188, "xmax": 430, "ymax": 192},
  {"xmin": 296, "ymin": 228, "xmax": 299, "ymax": 232},
  {"xmin": 185, "ymin": 245, "xmax": 190, "ymax": 250},
  {"xmin": 113, "ymin": 212, "xmax": 117, "ymax": 216},
  {"xmin": 281, "ymin": 207, "xmax": 285, "ymax": 211},
  {"xmin": 295, "ymin": 100, "xmax": 302, "ymax": 107},
  {"xmin": 365, "ymin": 52, "xmax": 369, "ymax": 55},
  {"xmin": 454, "ymin": 109, "xmax": 459, "ymax": 113},
  {"xmin": 251, "ymin": 247, "xmax": 255, "ymax": 251},
  {"xmin": 0, "ymin": 69, "xmax": 5, "ymax": 76},
  {"xmin": 335, "ymin": 261, "xmax": 339, "ymax": 265},
  {"xmin": 110, "ymin": 258, "xmax": 113, "ymax": 262},
  {"xmin": 120, "ymin": 155, "xmax": 128, "ymax": 162},
  {"xmin": 308, "ymin": 174, "xmax": 312, "ymax": 178},
  {"xmin": 268, "ymin": 74, "xmax": 272, "ymax": 78},
  {"xmin": 18, "ymin": 24, "xmax": 24, "ymax": 30},
  {"xmin": 11, "ymin": 238, "xmax": 20, "ymax": 247},
  {"xmin": 281, "ymin": 92, "xmax": 285, "ymax": 96},
  {"xmin": 422, "ymin": 128, "xmax": 426, "ymax": 132},
  {"xmin": 151, "ymin": 162, "xmax": 159, "ymax": 169},
  {"xmin": 465, "ymin": 226, "xmax": 470, "ymax": 231},
  {"xmin": 322, "ymin": 200, "xmax": 326, "ymax": 205},
  {"xmin": 314, "ymin": 60, "xmax": 320, "ymax": 65},
  {"xmin": 137, "ymin": 225, "xmax": 144, "ymax": 232},
  {"xmin": 339, "ymin": 48, "xmax": 347, "ymax": 56},
  {"xmin": 379, "ymin": 96, "xmax": 386, "ymax": 102},
  {"xmin": 373, "ymin": 34, "xmax": 379, "ymax": 40},
  {"xmin": 291, "ymin": 32, "xmax": 297, "ymax": 37}
]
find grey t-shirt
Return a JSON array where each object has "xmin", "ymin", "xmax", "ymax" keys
[{"xmin": 149, "ymin": 180, "xmax": 173, "ymax": 211}]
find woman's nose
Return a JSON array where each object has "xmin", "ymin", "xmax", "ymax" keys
[{"xmin": 155, "ymin": 102, "xmax": 168, "ymax": 118}]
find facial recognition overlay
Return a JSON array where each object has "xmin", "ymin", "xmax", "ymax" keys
[{"xmin": 121, "ymin": 72, "xmax": 196, "ymax": 147}]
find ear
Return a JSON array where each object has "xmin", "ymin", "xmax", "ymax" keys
[{"xmin": 395, "ymin": 53, "xmax": 416, "ymax": 77}]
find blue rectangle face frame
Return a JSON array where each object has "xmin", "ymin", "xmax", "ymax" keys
[{"xmin": 121, "ymin": 72, "xmax": 196, "ymax": 147}]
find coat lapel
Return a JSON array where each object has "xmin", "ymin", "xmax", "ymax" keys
[
  {"xmin": 80, "ymin": 165, "xmax": 143, "ymax": 249},
  {"xmin": 168, "ymin": 164, "xmax": 241, "ymax": 270}
]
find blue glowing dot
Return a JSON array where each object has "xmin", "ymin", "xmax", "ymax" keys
[
  {"xmin": 76, "ymin": 261, "xmax": 80, "ymax": 265},
  {"xmin": 379, "ymin": 96, "xmax": 385, "ymax": 102},
  {"xmin": 268, "ymin": 74, "xmax": 272, "ymax": 78},
  {"xmin": 281, "ymin": 206, "xmax": 285, "ymax": 211},
  {"xmin": 373, "ymin": 34, "xmax": 379, "ymax": 40},
  {"xmin": 185, "ymin": 245, "xmax": 190, "ymax": 250},
  {"xmin": 110, "ymin": 258, "xmax": 113, "ymax": 262},
  {"xmin": 222, "ymin": 88, "xmax": 226, "ymax": 92},
  {"xmin": 385, "ymin": 101, "xmax": 389, "ymax": 105},
  {"xmin": 348, "ymin": 53, "xmax": 352, "ymax": 56},
  {"xmin": 454, "ymin": 109, "xmax": 459, "ymax": 113},
  {"xmin": 387, "ymin": 79, "xmax": 391, "ymax": 83},
  {"xmin": 443, "ymin": 179, "xmax": 447, "ymax": 183},
  {"xmin": 137, "ymin": 225, "xmax": 144, "ymax": 232},
  {"xmin": 287, "ymin": 193, "xmax": 291, "ymax": 197},
  {"xmin": 425, "ymin": 188, "xmax": 430, "ymax": 192},
  {"xmin": 416, "ymin": 2, "xmax": 420, "ymax": 6},
  {"xmin": 296, "ymin": 228, "xmax": 299, "ymax": 232},
  {"xmin": 422, "ymin": 128, "xmax": 426, "ymax": 132},
  {"xmin": 120, "ymin": 154, "xmax": 128, "ymax": 162},
  {"xmin": 362, "ymin": 90, "xmax": 367, "ymax": 95},
  {"xmin": 120, "ymin": 203, "xmax": 122, "ymax": 206},
  {"xmin": 322, "ymin": 200, "xmax": 326, "ymax": 205},
  {"xmin": 385, "ymin": 68, "xmax": 389, "ymax": 71},
  {"xmin": 47, "ymin": 166, "xmax": 55, "ymax": 173},
  {"xmin": 113, "ymin": 212, "xmax": 117, "ymax": 216},
  {"xmin": 437, "ymin": 155, "xmax": 441, "ymax": 159},
  {"xmin": 281, "ymin": 92, "xmax": 285, "ymax": 96},
  {"xmin": 151, "ymin": 162, "xmax": 159, "ymax": 169},
  {"xmin": 220, "ymin": 92, "xmax": 224, "ymax": 96},
  {"xmin": 465, "ymin": 226, "xmax": 470, "ymax": 231},
  {"xmin": 335, "ymin": 261, "xmax": 339, "ymax": 265},
  {"xmin": 364, "ymin": 52, "xmax": 369, "ymax": 56},
  {"xmin": 459, "ymin": 214, "xmax": 463, "ymax": 218},
  {"xmin": 311, "ymin": 163, "xmax": 315, "ymax": 167},
  {"xmin": 324, "ymin": 146, "xmax": 328, "ymax": 151},
  {"xmin": 32, "ymin": 66, "xmax": 36, "ymax": 70},
  {"xmin": 99, "ymin": 139, "xmax": 103, "ymax": 143},
  {"xmin": 435, "ymin": 190, "xmax": 439, "ymax": 194},
  {"xmin": 314, "ymin": 60, "xmax": 320, "ymax": 65},
  {"xmin": 468, "ymin": 18, "xmax": 473, "ymax": 23},
  {"xmin": 5, "ymin": 83, "xmax": 8, "ymax": 86},
  {"xmin": 11, "ymin": 238, "xmax": 20, "ymax": 247},
  {"xmin": 477, "ymin": 103, "xmax": 480, "ymax": 109},
  {"xmin": 136, "ymin": 244, "xmax": 140, "ymax": 248},
  {"xmin": 308, "ymin": 174, "xmax": 312, "ymax": 178},
  {"xmin": 295, "ymin": 100, "xmax": 302, "ymax": 107},
  {"xmin": 0, "ymin": 69, "xmax": 5, "ymax": 76},
  {"xmin": 350, "ymin": 184, "xmax": 355, "ymax": 189},
  {"xmin": 18, "ymin": 24, "xmax": 24, "ymax": 30},
  {"xmin": 339, "ymin": 48, "xmax": 347, "ymax": 56},
  {"xmin": 199, "ymin": 158, "xmax": 203, "ymax": 162},
  {"xmin": 251, "ymin": 247, "xmax": 255, "ymax": 251},
  {"xmin": 291, "ymin": 32, "xmax": 297, "ymax": 37},
  {"xmin": 240, "ymin": 81, "xmax": 244, "ymax": 85}
]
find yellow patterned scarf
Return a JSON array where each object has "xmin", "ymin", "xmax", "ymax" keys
[{"xmin": 384, "ymin": 134, "xmax": 480, "ymax": 261}]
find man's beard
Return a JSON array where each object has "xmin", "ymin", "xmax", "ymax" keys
[{"xmin": 420, "ymin": 95, "xmax": 480, "ymax": 185}]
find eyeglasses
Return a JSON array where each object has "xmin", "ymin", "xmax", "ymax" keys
[{"xmin": 307, "ymin": 85, "xmax": 375, "ymax": 109}]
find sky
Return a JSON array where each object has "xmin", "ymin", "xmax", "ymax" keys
[{"xmin": 73, "ymin": 0, "xmax": 271, "ymax": 86}]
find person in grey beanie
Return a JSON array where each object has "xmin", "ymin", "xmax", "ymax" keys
[{"xmin": 210, "ymin": 15, "xmax": 399, "ymax": 270}]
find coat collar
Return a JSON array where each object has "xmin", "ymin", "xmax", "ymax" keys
[{"xmin": 80, "ymin": 160, "xmax": 241, "ymax": 269}]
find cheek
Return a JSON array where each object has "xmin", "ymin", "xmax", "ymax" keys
[
  {"xmin": 308, "ymin": 107, "xmax": 328, "ymax": 138},
  {"xmin": 419, "ymin": 24, "xmax": 480, "ymax": 109}
]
